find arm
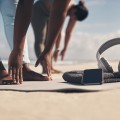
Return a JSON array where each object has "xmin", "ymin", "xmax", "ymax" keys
[
  {"xmin": 55, "ymin": 33, "xmax": 62, "ymax": 51},
  {"xmin": 8, "ymin": 0, "xmax": 34, "ymax": 84},
  {"xmin": 35, "ymin": 0, "xmax": 71, "ymax": 77},
  {"xmin": 13, "ymin": 0, "xmax": 34, "ymax": 51},
  {"xmin": 60, "ymin": 17, "xmax": 76, "ymax": 60},
  {"xmin": 53, "ymin": 33, "xmax": 62, "ymax": 62}
]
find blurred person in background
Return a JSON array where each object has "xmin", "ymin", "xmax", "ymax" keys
[{"xmin": 53, "ymin": 0, "xmax": 88, "ymax": 62}]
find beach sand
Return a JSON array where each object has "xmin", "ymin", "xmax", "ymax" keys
[{"xmin": 0, "ymin": 62, "xmax": 120, "ymax": 120}]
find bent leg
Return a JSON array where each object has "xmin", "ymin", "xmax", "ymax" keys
[
  {"xmin": 31, "ymin": 1, "xmax": 49, "ymax": 58},
  {"xmin": 0, "ymin": 1, "xmax": 13, "ymax": 84}
]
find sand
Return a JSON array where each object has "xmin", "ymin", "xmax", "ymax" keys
[{"xmin": 0, "ymin": 61, "xmax": 120, "ymax": 120}]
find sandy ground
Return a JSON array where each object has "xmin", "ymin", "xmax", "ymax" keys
[{"xmin": 0, "ymin": 61, "xmax": 120, "ymax": 120}]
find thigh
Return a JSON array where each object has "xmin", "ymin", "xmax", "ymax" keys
[
  {"xmin": 31, "ymin": 3, "xmax": 49, "ymax": 43},
  {"xmin": 0, "ymin": 0, "xmax": 18, "ymax": 48},
  {"xmin": 0, "ymin": 0, "xmax": 19, "ymax": 28},
  {"xmin": 0, "ymin": 0, "xmax": 18, "ymax": 17}
]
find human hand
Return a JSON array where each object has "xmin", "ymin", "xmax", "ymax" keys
[
  {"xmin": 8, "ymin": 50, "xmax": 23, "ymax": 84},
  {"xmin": 35, "ymin": 53, "xmax": 52, "ymax": 80},
  {"xmin": 53, "ymin": 49, "xmax": 60, "ymax": 62}
]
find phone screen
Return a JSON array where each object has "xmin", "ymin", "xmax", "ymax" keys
[{"xmin": 82, "ymin": 69, "xmax": 103, "ymax": 85}]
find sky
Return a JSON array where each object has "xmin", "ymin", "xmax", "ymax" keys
[{"xmin": 0, "ymin": 0, "xmax": 120, "ymax": 63}]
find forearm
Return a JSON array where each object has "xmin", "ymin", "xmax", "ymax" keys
[
  {"xmin": 63, "ymin": 33, "xmax": 71, "ymax": 51},
  {"xmin": 63, "ymin": 18, "xmax": 76, "ymax": 51},
  {"xmin": 44, "ymin": 0, "xmax": 71, "ymax": 54},
  {"xmin": 13, "ymin": 0, "xmax": 34, "ymax": 51}
]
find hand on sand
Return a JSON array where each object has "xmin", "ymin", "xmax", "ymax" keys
[
  {"xmin": 8, "ymin": 50, "xmax": 23, "ymax": 84},
  {"xmin": 35, "ymin": 53, "xmax": 52, "ymax": 80}
]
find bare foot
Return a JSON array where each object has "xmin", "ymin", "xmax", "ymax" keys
[
  {"xmin": 0, "ymin": 69, "xmax": 13, "ymax": 85},
  {"xmin": 51, "ymin": 68, "xmax": 62, "ymax": 74},
  {"xmin": 23, "ymin": 63, "xmax": 51, "ymax": 81},
  {"xmin": 0, "ymin": 74, "xmax": 13, "ymax": 85},
  {"xmin": 42, "ymin": 67, "xmax": 62, "ymax": 74}
]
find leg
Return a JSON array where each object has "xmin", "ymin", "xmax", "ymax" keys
[
  {"xmin": 32, "ymin": 1, "xmax": 62, "ymax": 74},
  {"xmin": 35, "ymin": 0, "xmax": 71, "ymax": 77},
  {"xmin": 51, "ymin": 60, "xmax": 62, "ymax": 74},
  {"xmin": 0, "ymin": 1, "xmax": 13, "ymax": 84},
  {"xmin": 31, "ymin": 1, "xmax": 51, "ymax": 74},
  {"xmin": 0, "ymin": 0, "xmax": 30, "ymax": 64},
  {"xmin": 31, "ymin": 1, "xmax": 48, "ymax": 58}
]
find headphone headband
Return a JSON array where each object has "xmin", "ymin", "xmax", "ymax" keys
[{"xmin": 96, "ymin": 38, "xmax": 120, "ymax": 61}]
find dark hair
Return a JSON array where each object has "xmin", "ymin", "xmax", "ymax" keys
[{"xmin": 75, "ymin": 1, "xmax": 89, "ymax": 21}]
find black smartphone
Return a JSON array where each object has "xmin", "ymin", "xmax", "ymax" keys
[{"xmin": 81, "ymin": 69, "xmax": 103, "ymax": 85}]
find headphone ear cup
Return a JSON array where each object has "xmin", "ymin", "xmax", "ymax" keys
[{"xmin": 100, "ymin": 57, "xmax": 113, "ymax": 73}]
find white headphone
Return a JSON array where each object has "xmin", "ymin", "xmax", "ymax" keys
[{"xmin": 96, "ymin": 38, "xmax": 120, "ymax": 73}]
